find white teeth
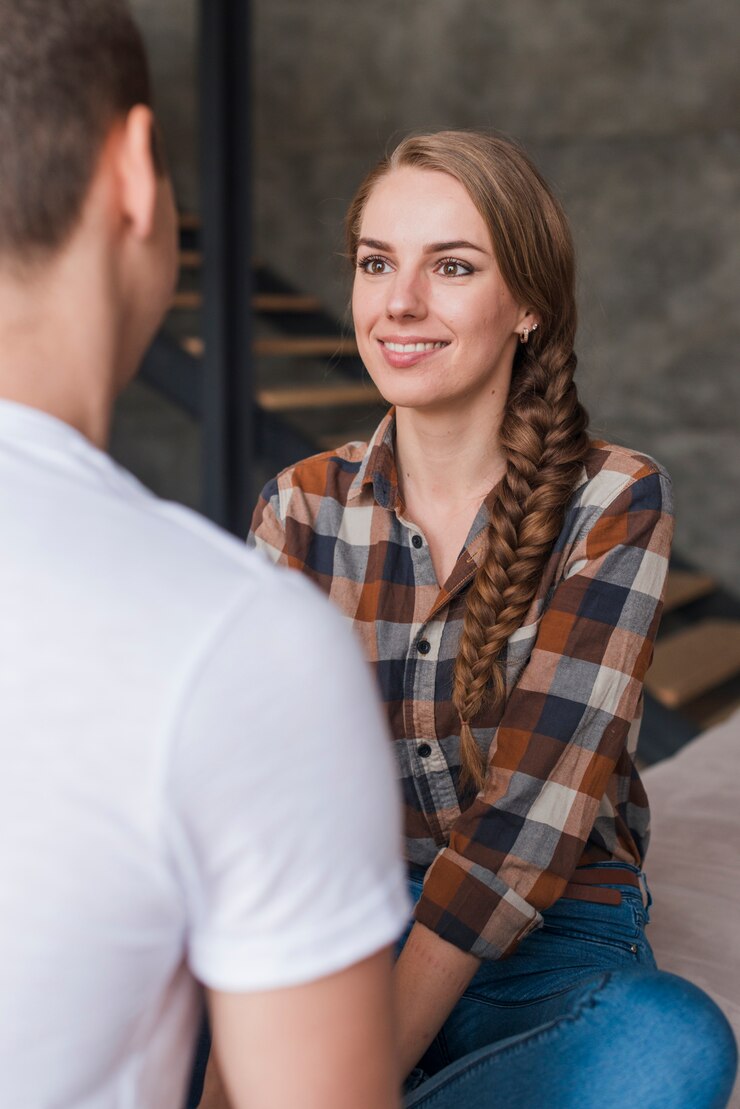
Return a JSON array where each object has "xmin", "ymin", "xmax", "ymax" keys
[{"xmin": 383, "ymin": 341, "xmax": 446, "ymax": 353}]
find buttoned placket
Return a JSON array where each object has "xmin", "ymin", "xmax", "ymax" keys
[
  {"xmin": 400, "ymin": 517, "xmax": 483, "ymax": 836},
  {"xmin": 398, "ymin": 519, "xmax": 437, "ymax": 742},
  {"xmin": 365, "ymin": 416, "xmax": 494, "ymax": 839}
]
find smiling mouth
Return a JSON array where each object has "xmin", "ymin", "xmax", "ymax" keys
[{"xmin": 380, "ymin": 340, "xmax": 449, "ymax": 353}]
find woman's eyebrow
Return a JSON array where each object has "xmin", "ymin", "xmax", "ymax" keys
[
  {"xmin": 357, "ymin": 237, "xmax": 489, "ymax": 255},
  {"xmin": 357, "ymin": 238, "xmax": 392, "ymax": 251},
  {"xmin": 425, "ymin": 239, "xmax": 489, "ymax": 254}
]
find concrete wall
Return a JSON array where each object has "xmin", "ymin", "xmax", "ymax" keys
[
  {"xmin": 128, "ymin": 0, "xmax": 199, "ymax": 211},
  {"xmin": 120, "ymin": 0, "xmax": 740, "ymax": 591}
]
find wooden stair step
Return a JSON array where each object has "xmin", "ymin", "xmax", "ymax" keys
[
  {"xmin": 181, "ymin": 336, "xmax": 358, "ymax": 358},
  {"xmin": 172, "ymin": 291, "xmax": 323, "ymax": 313},
  {"xmin": 178, "ymin": 212, "xmax": 201, "ymax": 231},
  {"xmin": 182, "ymin": 336, "xmax": 204, "ymax": 358},
  {"xmin": 253, "ymin": 293, "xmax": 323, "ymax": 313},
  {"xmin": 178, "ymin": 250, "xmax": 268, "ymax": 270},
  {"xmin": 255, "ymin": 336, "xmax": 358, "ymax": 357},
  {"xmin": 172, "ymin": 290, "xmax": 202, "ymax": 310},
  {"xmin": 690, "ymin": 696, "xmax": 740, "ymax": 731},
  {"xmin": 179, "ymin": 250, "xmax": 202, "ymax": 269},
  {"xmin": 663, "ymin": 569, "xmax": 716, "ymax": 613},
  {"xmin": 257, "ymin": 384, "xmax": 379, "ymax": 412},
  {"xmin": 645, "ymin": 620, "xmax": 740, "ymax": 709}
]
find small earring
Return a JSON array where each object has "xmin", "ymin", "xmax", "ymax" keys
[
  {"xmin": 519, "ymin": 328, "xmax": 529, "ymax": 345},
  {"xmin": 531, "ymin": 323, "xmax": 539, "ymax": 335}
]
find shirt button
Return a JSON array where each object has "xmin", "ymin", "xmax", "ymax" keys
[
  {"xmin": 417, "ymin": 743, "xmax": 432, "ymax": 758},
  {"xmin": 412, "ymin": 534, "xmax": 423, "ymax": 549},
  {"xmin": 417, "ymin": 639, "xmax": 431, "ymax": 655}
]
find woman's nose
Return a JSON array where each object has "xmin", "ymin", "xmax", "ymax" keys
[{"xmin": 384, "ymin": 270, "xmax": 427, "ymax": 320}]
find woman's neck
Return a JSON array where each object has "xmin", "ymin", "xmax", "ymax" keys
[{"xmin": 394, "ymin": 397, "xmax": 507, "ymax": 513}]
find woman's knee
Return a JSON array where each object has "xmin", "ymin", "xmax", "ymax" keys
[{"xmin": 600, "ymin": 969, "xmax": 738, "ymax": 1107}]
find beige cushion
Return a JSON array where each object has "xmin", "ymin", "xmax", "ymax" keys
[{"xmin": 644, "ymin": 710, "xmax": 740, "ymax": 1107}]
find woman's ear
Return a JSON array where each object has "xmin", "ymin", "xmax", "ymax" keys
[
  {"xmin": 516, "ymin": 308, "xmax": 539, "ymax": 332},
  {"xmin": 117, "ymin": 105, "xmax": 159, "ymax": 242},
  {"xmin": 513, "ymin": 308, "xmax": 541, "ymax": 345}
]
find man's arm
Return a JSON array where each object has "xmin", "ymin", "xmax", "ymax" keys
[
  {"xmin": 208, "ymin": 948, "xmax": 399, "ymax": 1109},
  {"xmin": 167, "ymin": 573, "xmax": 408, "ymax": 1107}
]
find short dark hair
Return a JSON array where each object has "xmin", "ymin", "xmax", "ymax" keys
[{"xmin": 0, "ymin": 0, "xmax": 157, "ymax": 260}]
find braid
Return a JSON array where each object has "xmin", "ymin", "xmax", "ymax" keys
[{"xmin": 453, "ymin": 340, "xmax": 590, "ymax": 790}]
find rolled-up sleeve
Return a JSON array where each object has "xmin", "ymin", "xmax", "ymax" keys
[{"xmin": 415, "ymin": 466, "xmax": 674, "ymax": 960}]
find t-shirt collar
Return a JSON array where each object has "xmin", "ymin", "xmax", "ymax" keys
[{"xmin": 0, "ymin": 397, "xmax": 140, "ymax": 495}]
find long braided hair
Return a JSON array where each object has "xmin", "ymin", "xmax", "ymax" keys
[{"xmin": 346, "ymin": 131, "xmax": 590, "ymax": 790}]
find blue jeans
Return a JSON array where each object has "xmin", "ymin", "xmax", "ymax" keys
[{"xmin": 401, "ymin": 864, "xmax": 738, "ymax": 1107}]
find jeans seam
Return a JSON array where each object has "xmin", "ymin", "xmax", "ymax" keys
[{"xmin": 463, "ymin": 980, "xmax": 582, "ymax": 1008}]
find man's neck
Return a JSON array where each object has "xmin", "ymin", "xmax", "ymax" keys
[{"xmin": 0, "ymin": 251, "xmax": 124, "ymax": 450}]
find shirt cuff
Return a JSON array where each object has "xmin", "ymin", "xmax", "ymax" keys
[{"xmin": 413, "ymin": 848, "xmax": 542, "ymax": 961}]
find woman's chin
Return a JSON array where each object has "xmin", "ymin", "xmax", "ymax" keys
[
  {"xmin": 366, "ymin": 370, "xmax": 445, "ymax": 412},
  {"xmin": 371, "ymin": 385, "xmax": 436, "ymax": 411}
]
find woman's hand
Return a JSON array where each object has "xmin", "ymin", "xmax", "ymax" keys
[{"xmin": 393, "ymin": 921, "xmax": 481, "ymax": 1081}]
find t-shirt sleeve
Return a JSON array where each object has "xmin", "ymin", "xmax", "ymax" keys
[
  {"xmin": 164, "ymin": 569, "xmax": 409, "ymax": 992},
  {"xmin": 415, "ymin": 466, "xmax": 674, "ymax": 961}
]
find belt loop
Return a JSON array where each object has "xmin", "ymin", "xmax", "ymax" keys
[{"xmin": 640, "ymin": 871, "xmax": 653, "ymax": 912}]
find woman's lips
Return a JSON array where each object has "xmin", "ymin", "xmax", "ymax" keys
[{"xmin": 377, "ymin": 338, "xmax": 449, "ymax": 368}]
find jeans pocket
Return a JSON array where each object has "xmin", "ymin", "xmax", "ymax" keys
[{"xmin": 539, "ymin": 893, "xmax": 644, "ymax": 957}]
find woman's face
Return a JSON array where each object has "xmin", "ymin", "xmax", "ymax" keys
[{"xmin": 352, "ymin": 167, "xmax": 532, "ymax": 415}]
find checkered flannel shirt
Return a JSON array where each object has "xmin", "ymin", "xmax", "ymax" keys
[{"xmin": 249, "ymin": 409, "xmax": 674, "ymax": 960}]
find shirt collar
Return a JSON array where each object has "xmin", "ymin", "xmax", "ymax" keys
[
  {"xmin": 348, "ymin": 405, "xmax": 494, "ymax": 569},
  {"xmin": 0, "ymin": 397, "xmax": 143, "ymax": 496},
  {"xmin": 348, "ymin": 407, "xmax": 400, "ymax": 509}
]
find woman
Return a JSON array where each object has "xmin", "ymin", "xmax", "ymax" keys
[{"xmin": 250, "ymin": 131, "xmax": 737, "ymax": 1106}]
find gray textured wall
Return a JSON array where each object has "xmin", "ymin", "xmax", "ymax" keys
[
  {"xmin": 120, "ymin": 0, "xmax": 740, "ymax": 591},
  {"xmin": 129, "ymin": 0, "xmax": 199, "ymax": 210}
]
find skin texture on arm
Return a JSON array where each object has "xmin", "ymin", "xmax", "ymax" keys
[
  {"xmin": 393, "ymin": 923, "xmax": 480, "ymax": 1081},
  {"xmin": 208, "ymin": 948, "xmax": 400, "ymax": 1109}
]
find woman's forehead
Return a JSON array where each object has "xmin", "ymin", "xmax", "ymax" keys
[{"xmin": 360, "ymin": 167, "xmax": 490, "ymax": 248}]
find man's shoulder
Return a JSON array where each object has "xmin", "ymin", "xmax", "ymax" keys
[{"xmin": 111, "ymin": 480, "xmax": 297, "ymax": 615}]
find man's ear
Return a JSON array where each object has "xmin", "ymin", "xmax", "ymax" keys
[{"xmin": 117, "ymin": 105, "xmax": 159, "ymax": 242}]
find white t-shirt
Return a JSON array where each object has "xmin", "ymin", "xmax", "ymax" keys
[{"xmin": 0, "ymin": 399, "xmax": 408, "ymax": 1109}]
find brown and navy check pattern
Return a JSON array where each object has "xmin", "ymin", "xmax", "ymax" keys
[{"xmin": 249, "ymin": 409, "xmax": 674, "ymax": 960}]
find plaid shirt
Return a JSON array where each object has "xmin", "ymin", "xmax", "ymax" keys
[{"xmin": 249, "ymin": 409, "xmax": 674, "ymax": 960}]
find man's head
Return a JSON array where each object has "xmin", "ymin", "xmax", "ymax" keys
[
  {"xmin": 0, "ymin": 0, "xmax": 165, "ymax": 262},
  {"xmin": 0, "ymin": 0, "xmax": 178, "ymax": 420}
]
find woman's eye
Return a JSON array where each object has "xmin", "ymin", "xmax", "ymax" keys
[
  {"xmin": 436, "ymin": 258, "xmax": 473, "ymax": 277},
  {"xmin": 358, "ymin": 256, "xmax": 392, "ymax": 275}
]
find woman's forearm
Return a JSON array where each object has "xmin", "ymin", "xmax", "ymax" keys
[{"xmin": 393, "ymin": 921, "xmax": 481, "ymax": 1080}]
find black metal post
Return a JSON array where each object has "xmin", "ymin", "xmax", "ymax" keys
[{"xmin": 199, "ymin": 0, "xmax": 254, "ymax": 535}]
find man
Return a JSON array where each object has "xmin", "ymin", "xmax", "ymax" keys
[{"xmin": 0, "ymin": 3, "xmax": 407, "ymax": 1106}]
